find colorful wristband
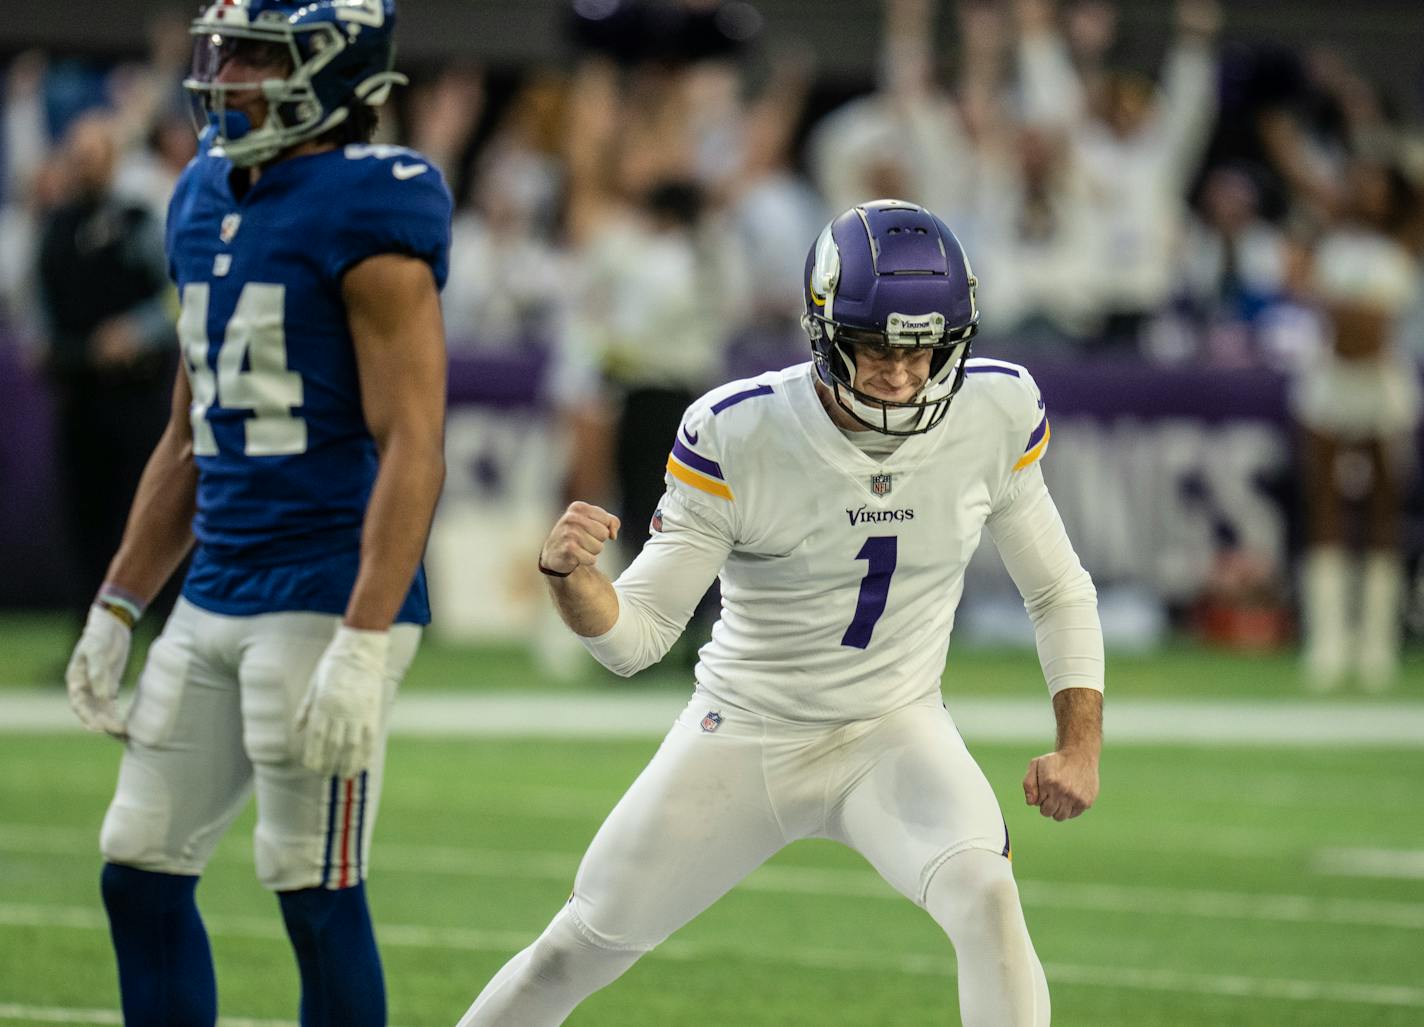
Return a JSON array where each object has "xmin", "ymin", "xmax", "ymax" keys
[{"xmin": 96, "ymin": 583, "xmax": 146, "ymax": 630}]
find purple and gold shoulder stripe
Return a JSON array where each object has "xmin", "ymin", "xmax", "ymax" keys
[
  {"xmin": 667, "ymin": 438, "xmax": 733, "ymax": 501},
  {"xmin": 1013, "ymin": 413, "xmax": 1050, "ymax": 471}
]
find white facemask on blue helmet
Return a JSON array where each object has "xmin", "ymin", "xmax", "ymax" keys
[
  {"xmin": 802, "ymin": 199, "xmax": 979, "ymax": 435},
  {"xmin": 185, "ymin": 0, "xmax": 407, "ymax": 168}
]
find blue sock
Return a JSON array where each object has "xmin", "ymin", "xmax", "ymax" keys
[
  {"xmin": 277, "ymin": 883, "xmax": 386, "ymax": 1027},
  {"xmin": 100, "ymin": 863, "xmax": 217, "ymax": 1026}
]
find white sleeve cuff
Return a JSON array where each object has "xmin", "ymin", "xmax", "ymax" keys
[{"xmin": 577, "ymin": 590, "xmax": 647, "ymax": 678}]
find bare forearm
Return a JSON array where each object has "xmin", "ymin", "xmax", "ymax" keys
[
  {"xmin": 344, "ymin": 438, "xmax": 444, "ymax": 630},
  {"xmin": 546, "ymin": 565, "xmax": 621, "ymax": 637},
  {"xmin": 1052, "ymin": 686, "xmax": 1102, "ymax": 760},
  {"xmin": 341, "ymin": 252, "xmax": 447, "ymax": 631},
  {"xmin": 1025, "ymin": 686, "xmax": 1103, "ymax": 819},
  {"xmin": 104, "ymin": 425, "xmax": 197, "ymax": 604}
]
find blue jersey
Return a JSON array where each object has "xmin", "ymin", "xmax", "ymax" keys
[{"xmin": 166, "ymin": 142, "xmax": 452, "ymax": 623}]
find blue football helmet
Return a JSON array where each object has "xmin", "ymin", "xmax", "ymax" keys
[
  {"xmin": 185, "ymin": 0, "xmax": 407, "ymax": 167},
  {"xmin": 802, "ymin": 199, "xmax": 979, "ymax": 435}
]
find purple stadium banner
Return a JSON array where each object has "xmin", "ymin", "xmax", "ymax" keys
[
  {"xmin": 3, "ymin": 337, "xmax": 1418, "ymax": 611},
  {"xmin": 0, "ymin": 345, "xmax": 71, "ymax": 606}
]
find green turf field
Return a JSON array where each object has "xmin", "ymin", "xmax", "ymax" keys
[
  {"xmin": 2, "ymin": 615, "xmax": 1422, "ymax": 1025},
  {"xmin": 6, "ymin": 609, "xmax": 1423, "ymax": 700}
]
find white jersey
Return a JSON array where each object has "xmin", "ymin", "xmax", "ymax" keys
[{"xmin": 600, "ymin": 358, "xmax": 1092, "ymax": 723}]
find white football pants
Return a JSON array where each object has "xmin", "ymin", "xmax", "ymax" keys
[
  {"xmin": 459, "ymin": 692, "xmax": 1047, "ymax": 1025},
  {"xmin": 99, "ymin": 598, "xmax": 420, "ymax": 891}
]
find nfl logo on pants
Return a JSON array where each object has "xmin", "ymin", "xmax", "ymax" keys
[
  {"xmin": 700, "ymin": 711, "xmax": 722, "ymax": 733},
  {"xmin": 871, "ymin": 473, "xmax": 893, "ymax": 496}
]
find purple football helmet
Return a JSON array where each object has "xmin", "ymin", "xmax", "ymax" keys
[{"xmin": 802, "ymin": 199, "xmax": 979, "ymax": 435}]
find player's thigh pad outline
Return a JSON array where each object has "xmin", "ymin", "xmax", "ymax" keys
[
  {"xmin": 123, "ymin": 605, "xmax": 204, "ymax": 748},
  {"xmin": 569, "ymin": 695, "xmax": 788, "ymax": 949},
  {"xmin": 825, "ymin": 701, "xmax": 1008, "ymax": 907},
  {"xmin": 242, "ymin": 616, "xmax": 420, "ymax": 891},
  {"xmin": 101, "ymin": 601, "xmax": 256, "ymax": 873}
]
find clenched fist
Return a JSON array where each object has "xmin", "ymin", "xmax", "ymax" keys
[
  {"xmin": 539, "ymin": 501, "xmax": 621, "ymax": 577},
  {"xmin": 1023, "ymin": 748, "xmax": 1099, "ymax": 821}
]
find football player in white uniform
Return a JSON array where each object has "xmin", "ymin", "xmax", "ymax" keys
[{"xmin": 458, "ymin": 199, "xmax": 1103, "ymax": 1026}]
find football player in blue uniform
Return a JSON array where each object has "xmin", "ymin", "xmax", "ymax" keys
[{"xmin": 62, "ymin": 1, "xmax": 451, "ymax": 1023}]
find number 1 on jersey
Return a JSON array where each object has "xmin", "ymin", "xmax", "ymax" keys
[{"xmin": 842, "ymin": 536, "xmax": 897, "ymax": 649}]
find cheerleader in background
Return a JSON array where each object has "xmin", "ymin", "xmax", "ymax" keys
[{"xmin": 1294, "ymin": 158, "xmax": 1423, "ymax": 690}]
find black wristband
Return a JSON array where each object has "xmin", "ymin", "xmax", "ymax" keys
[{"xmin": 537, "ymin": 559, "xmax": 573, "ymax": 578}]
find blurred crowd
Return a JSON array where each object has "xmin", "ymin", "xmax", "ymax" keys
[
  {"xmin": 3, "ymin": 0, "xmax": 1423, "ymax": 371},
  {"xmin": 5, "ymin": 0, "xmax": 1424, "ymax": 371},
  {"xmin": 3, "ymin": 0, "xmax": 1424, "ymax": 680}
]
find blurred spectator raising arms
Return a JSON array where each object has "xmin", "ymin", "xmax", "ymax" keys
[
  {"xmin": 546, "ymin": 33, "xmax": 746, "ymax": 564},
  {"xmin": 442, "ymin": 69, "xmax": 569, "ymax": 350},
  {"xmin": 1160, "ymin": 163, "xmax": 1294, "ymax": 365},
  {"xmin": 1015, "ymin": 0, "xmax": 1221, "ymax": 348}
]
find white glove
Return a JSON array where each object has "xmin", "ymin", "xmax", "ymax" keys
[
  {"xmin": 295, "ymin": 626, "xmax": 390, "ymax": 779},
  {"xmin": 65, "ymin": 604, "xmax": 132, "ymax": 737}
]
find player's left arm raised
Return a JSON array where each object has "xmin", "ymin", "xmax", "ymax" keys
[{"xmin": 296, "ymin": 252, "xmax": 446, "ymax": 778}]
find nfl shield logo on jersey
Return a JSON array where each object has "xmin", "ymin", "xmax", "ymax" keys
[
  {"xmin": 219, "ymin": 213, "xmax": 241, "ymax": 243},
  {"xmin": 871, "ymin": 473, "xmax": 893, "ymax": 497},
  {"xmin": 700, "ymin": 710, "xmax": 723, "ymax": 733}
]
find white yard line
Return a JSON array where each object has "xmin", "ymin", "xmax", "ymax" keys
[
  {"xmin": 1035, "ymin": 965, "xmax": 1424, "ymax": 1008},
  {"xmin": 3, "ymin": 690, "xmax": 1424, "ymax": 746},
  {"xmin": 0, "ymin": 1003, "xmax": 409, "ymax": 1027},
  {"xmin": 3, "ymin": 828, "xmax": 1421, "ymax": 931},
  {"xmin": 0, "ymin": 1006, "xmax": 122, "ymax": 1025},
  {"xmin": 0, "ymin": 903, "xmax": 1420, "ymax": 1010},
  {"xmin": 0, "ymin": 1004, "xmax": 307, "ymax": 1027},
  {"xmin": 1312, "ymin": 848, "xmax": 1424, "ymax": 880}
]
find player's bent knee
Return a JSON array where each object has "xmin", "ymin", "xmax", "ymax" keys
[
  {"xmin": 99, "ymin": 803, "xmax": 153, "ymax": 867},
  {"xmin": 254, "ymin": 827, "xmax": 329, "ymax": 892},
  {"xmin": 100, "ymin": 800, "xmax": 188, "ymax": 873},
  {"xmin": 567, "ymin": 898, "xmax": 666, "ymax": 954},
  {"xmin": 527, "ymin": 906, "xmax": 647, "ymax": 990},
  {"xmin": 925, "ymin": 847, "xmax": 1027, "ymax": 941},
  {"xmin": 968, "ymin": 874, "xmax": 1027, "ymax": 935}
]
